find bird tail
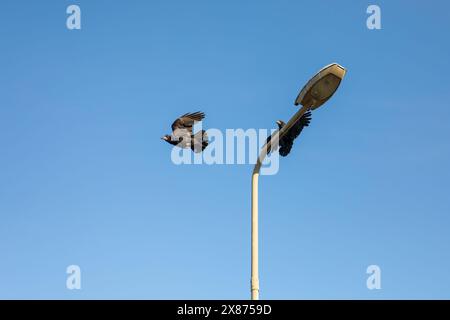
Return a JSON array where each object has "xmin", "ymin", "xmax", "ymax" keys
[{"xmin": 191, "ymin": 130, "xmax": 209, "ymax": 153}]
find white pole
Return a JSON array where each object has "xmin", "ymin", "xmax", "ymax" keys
[
  {"xmin": 250, "ymin": 104, "xmax": 310, "ymax": 300},
  {"xmin": 251, "ymin": 163, "xmax": 261, "ymax": 300}
]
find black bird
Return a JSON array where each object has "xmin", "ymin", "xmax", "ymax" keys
[
  {"xmin": 162, "ymin": 111, "xmax": 209, "ymax": 153},
  {"xmin": 266, "ymin": 111, "xmax": 312, "ymax": 156}
]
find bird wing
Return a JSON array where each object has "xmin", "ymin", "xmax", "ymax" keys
[
  {"xmin": 279, "ymin": 139, "xmax": 293, "ymax": 157},
  {"xmin": 266, "ymin": 135, "xmax": 273, "ymax": 153},
  {"xmin": 286, "ymin": 111, "xmax": 311, "ymax": 141},
  {"xmin": 279, "ymin": 111, "xmax": 312, "ymax": 156},
  {"xmin": 266, "ymin": 132, "xmax": 279, "ymax": 154},
  {"xmin": 171, "ymin": 111, "xmax": 205, "ymax": 134}
]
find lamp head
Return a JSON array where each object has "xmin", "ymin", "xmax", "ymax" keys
[{"xmin": 294, "ymin": 63, "xmax": 346, "ymax": 110}]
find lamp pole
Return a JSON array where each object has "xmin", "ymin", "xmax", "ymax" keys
[
  {"xmin": 249, "ymin": 63, "xmax": 346, "ymax": 300},
  {"xmin": 251, "ymin": 104, "xmax": 311, "ymax": 300},
  {"xmin": 250, "ymin": 161, "xmax": 260, "ymax": 300}
]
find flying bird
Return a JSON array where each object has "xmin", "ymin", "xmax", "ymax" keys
[
  {"xmin": 266, "ymin": 111, "xmax": 312, "ymax": 156},
  {"xmin": 161, "ymin": 111, "xmax": 209, "ymax": 153}
]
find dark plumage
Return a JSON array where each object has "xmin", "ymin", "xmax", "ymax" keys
[
  {"xmin": 162, "ymin": 112, "xmax": 209, "ymax": 153},
  {"xmin": 266, "ymin": 111, "xmax": 312, "ymax": 157},
  {"xmin": 265, "ymin": 120, "xmax": 284, "ymax": 154}
]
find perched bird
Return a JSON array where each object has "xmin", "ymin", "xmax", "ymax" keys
[
  {"xmin": 266, "ymin": 111, "xmax": 312, "ymax": 156},
  {"xmin": 161, "ymin": 111, "xmax": 209, "ymax": 153}
]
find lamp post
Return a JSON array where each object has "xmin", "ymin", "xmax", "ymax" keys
[{"xmin": 250, "ymin": 63, "xmax": 347, "ymax": 300}]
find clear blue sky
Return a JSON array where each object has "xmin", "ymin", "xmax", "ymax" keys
[{"xmin": 1, "ymin": 0, "xmax": 450, "ymax": 299}]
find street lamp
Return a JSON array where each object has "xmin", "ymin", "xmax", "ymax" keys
[{"xmin": 250, "ymin": 63, "xmax": 346, "ymax": 300}]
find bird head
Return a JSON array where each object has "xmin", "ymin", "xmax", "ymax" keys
[
  {"xmin": 161, "ymin": 135, "xmax": 171, "ymax": 142},
  {"xmin": 276, "ymin": 120, "xmax": 285, "ymax": 129}
]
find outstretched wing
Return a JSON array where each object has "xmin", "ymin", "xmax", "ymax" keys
[
  {"xmin": 286, "ymin": 111, "xmax": 311, "ymax": 141},
  {"xmin": 279, "ymin": 111, "xmax": 312, "ymax": 157},
  {"xmin": 279, "ymin": 139, "xmax": 293, "ymax": 157},
  {"xmin": 171, "ymin": 111, "xmax": 205, "ymax": 135}
]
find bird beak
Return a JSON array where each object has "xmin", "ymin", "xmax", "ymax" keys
[
  {"xmin": 161, "ymin": 136, "xmax": 166, "ymax": 140},
  {"xmin": 276, "ymin": 120, "xmax": 282, "ymax": 126}
]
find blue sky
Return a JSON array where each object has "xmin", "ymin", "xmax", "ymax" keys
[{"xmin": 1, "ymin": 0, "xmax": 450, "ymax": 299}]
